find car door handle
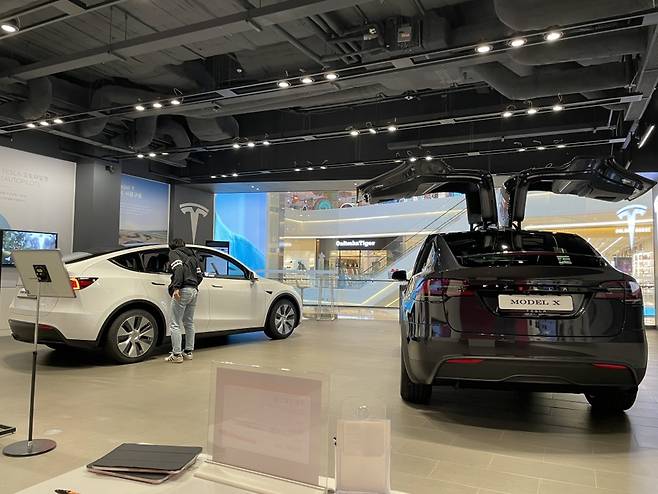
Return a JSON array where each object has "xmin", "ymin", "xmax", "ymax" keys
[
  {"xmin": 212, "ymin": 284, "xmax": 223, "ymax": 288},
  {"xmin": 151, "ymin": 282, "xmax": 166, "ymax": 286}
]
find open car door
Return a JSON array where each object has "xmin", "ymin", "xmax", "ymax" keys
[
  {"xmin": 504, "ymin": 156, "xmax": 656, "ymax": 228},
  {"xmin": 357, "ymin": 160, "xmax": 498, "ymax": 229}
]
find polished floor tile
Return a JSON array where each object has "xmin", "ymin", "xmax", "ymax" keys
[{"xmin": 0, "ymin": 322, "xmax": 657, "ymax": 493}]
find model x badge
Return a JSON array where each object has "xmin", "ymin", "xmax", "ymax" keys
[{"xmin": 179, "ymin": 203, "xmax": 209, "ymax": 243}]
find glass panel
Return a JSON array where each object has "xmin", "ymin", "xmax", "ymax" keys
[
  {"xmin": 198, "ymin": 252, "xmax": 245, "ymax": 279},
  {"xmin": 141, "ymin": 249, "xmax": 169, "ymax": 273}
]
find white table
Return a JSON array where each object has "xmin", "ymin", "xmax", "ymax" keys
[{"xmin": 16, "ymin": 456, "xmax": 408, "ymax": 494}]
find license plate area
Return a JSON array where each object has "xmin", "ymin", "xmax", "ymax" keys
[{"xmin": 498, "ymin": 294, "xmax": 574, "ymax": 312}]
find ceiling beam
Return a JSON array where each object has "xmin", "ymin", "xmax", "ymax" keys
[
  {"xmin": 0, "ymin": 0, "xmax": 369, "ymax": 82},
  {"xmin": 625, "ymin": 25, "xmax": 658, "ymax": 133}
]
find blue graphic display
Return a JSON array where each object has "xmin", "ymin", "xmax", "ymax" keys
[{"xmin": 214, "ymin": 193, "xmax": 267, "ymax": 273}]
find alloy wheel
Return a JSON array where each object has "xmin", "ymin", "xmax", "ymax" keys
[
  {"xmin": 274, "ymin": 303, "xmax": 296, "ymax": 335},
  {"xmin": 116, "ymin": 315, "xmax": 155, "ymax": 358}
]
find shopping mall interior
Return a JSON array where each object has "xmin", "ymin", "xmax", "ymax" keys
[{"xmin": 2, "ymin": 1, "xmax": 658, "ymax": 493}]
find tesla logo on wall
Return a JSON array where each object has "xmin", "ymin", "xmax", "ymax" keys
[
  {"xmin": 616, "ymin": 204, "xmax": 647, "ymax": 249},
  {"xmin": 179, "ymin": 203, "xmax": 209, "ymax": 243}
]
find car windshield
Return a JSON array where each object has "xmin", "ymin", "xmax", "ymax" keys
[{"xmin": 445, "ymin": 230, "xmax": 606, "ymax": 268}]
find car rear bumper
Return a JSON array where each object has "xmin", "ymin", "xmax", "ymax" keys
[
  {"xmin": 9, "ymin": 320, "xmax": 98, "ymax": 349},
  {"xmin": 404, "ymin": 332, "xmax": 648, "ymax": 390}
]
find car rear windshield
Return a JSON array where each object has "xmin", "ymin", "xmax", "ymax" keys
[{"xmin": 444, "ymin": 231, "xmax": 606, "ymax": 268}]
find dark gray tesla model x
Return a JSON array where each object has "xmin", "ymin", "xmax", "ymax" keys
[{"xmin": 358, "ymin": 157, "xmax": 655, "ymax": 412}]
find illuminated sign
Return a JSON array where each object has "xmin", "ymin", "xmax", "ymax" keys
[
  {"xmin": 333, "ymin": 237, "xmax": 397, "ymax": 250},
  {"xmin": 616, "ymin": 204, "xmax": 647, "ymax": 249}
]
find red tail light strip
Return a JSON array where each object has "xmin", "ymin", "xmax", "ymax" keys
[
  {"xmin": 423, "ymin": 278, "xmax": 474, "ymax": 297},
  {"xmin": 592, "ymin": 363, "xmax": 628, "ymax": 370},
  {"xmin": 445, "ymin": 358, "xmax": 484, "ymax": 364},
  {"xmin": 70, "ymin": 277, "xmax": 97, "ymax": 290}
]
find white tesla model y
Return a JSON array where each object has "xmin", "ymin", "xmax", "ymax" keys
[{"xmin": 8, "ymin": 245, "xmax": 303, "ymax": 363}]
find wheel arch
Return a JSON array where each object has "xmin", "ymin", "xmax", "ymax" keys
[
  {"xmin": 266, "ymin": 292, "xmax": 302, "ymax": 327},
  {"xmin": 98, "ymin": 299, "xmax": 167, "ymax": 347}
]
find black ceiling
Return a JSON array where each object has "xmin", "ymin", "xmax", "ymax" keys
[{"xmin": 0, "ymin": 0, "xmax": 657, "ymax": 183}]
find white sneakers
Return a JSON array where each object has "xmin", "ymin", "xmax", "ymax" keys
[{"xmin": 164, "ymin": 352, "xmax": 193, "ymax": 363}]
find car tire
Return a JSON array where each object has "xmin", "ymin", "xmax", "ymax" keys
[
  {"xmin": 585, "ymin": 387, "xmax": 638, "ymax": 412},
  {"xmin": 400, "ymin": 351, "xmax": 432, "ymax": 404},
  {"xmin": 264, "ymin": 298, "xmax": 298, "ymax": 340},
  {"xmin": 103, "ymin": 309, "xmax": 160, "ymax": 364}
]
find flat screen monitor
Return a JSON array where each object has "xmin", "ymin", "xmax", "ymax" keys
[{"xmin": 1, "ymin": 230, "xmax": 58, "ymax": 266}]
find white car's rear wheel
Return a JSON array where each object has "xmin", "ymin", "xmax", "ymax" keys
[
  {"xmin": 104, "ymin": 309, "xmax": 159, "ymax": 364},
  {"xmin": 265, "ymin": 299, "xmax": 298, "ymax": 340}
]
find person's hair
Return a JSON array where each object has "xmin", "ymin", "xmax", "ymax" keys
[{"xmin": 169, "ymin": 238, "xmax": 185, "ymax": 250}]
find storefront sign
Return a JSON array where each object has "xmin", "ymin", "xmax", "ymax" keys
[{"xmin": 334, "ymin": 237, "xmax": 397, "ymax": 250}]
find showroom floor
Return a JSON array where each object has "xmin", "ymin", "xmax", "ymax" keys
[{"xmin": 1, "ymin": 320, "xmax": 657, "ymax": 494}]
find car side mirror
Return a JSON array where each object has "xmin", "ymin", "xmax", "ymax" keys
[
  {"xmin": 248, "ymin": 271, "xmax": 257, "ymax": 283},
  {"xmin": 391, "ymin": 270, "xmax": 408, "ymax": 281}
]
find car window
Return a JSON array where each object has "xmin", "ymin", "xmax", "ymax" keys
[
  {"xmin": 111, "ymin": 252, "xmax": 143, "ymax": 272},
  {"xmin": 422, "ymin": 242, "xmax": 438, "ymax": 272},
  {"xmin": 413, "ymin": 237, "xmax": 436, "ymax": 275},
  {"xmin": 197, "ymin": 251, "xmax": 247, "ymax": 279},
  {"xmin": 141, "ymin": 249, "xmax": 170, "ymax": 274}
]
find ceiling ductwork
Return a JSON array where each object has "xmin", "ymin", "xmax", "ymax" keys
[
  {"xmin": 509, "ymin": 29, "xmax": 647, "ymax": 66},
  {"xmin": 111, "ymin": 117, "xmax": 158, "ymax": 150},
  {"xmin": 471, "ymin": 62, "xmax": 630, "ymax": 100},
  {"xmin": 156, "ymin": 117, "xmax": 191, "ymax": 162},
  {"xmin": 0, "ymin": 57, "xmax": 52, "ymax": 121},
  {"xmin": 186, "ymin": 116, "xmax": 239, "ymax": 142},
  {"xmin": 493, "ymin": 0, "xmax": 655, "ymax": 31}
]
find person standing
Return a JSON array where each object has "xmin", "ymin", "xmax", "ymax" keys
[{"xmin": 165, "ymin": 238, "xmax": 203, "ymax": 363}]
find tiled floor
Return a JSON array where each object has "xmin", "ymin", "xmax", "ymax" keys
[{"xmin": 0, "ymin": 321, "xmax": 657, "ymax": 494}]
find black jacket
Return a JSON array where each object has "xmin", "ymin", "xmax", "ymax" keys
[{"xmin": 168, "ymin": 247, "xmax": 203, "ymax": 294}]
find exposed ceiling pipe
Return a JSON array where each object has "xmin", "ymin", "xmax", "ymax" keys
[
  {"xmin": 186, "ymin": 116, "xmax": 239, "ymax": 142},
  {"xmin": 493, "ymin": 0, "xmax": 655, "ymax": 31},
  {"xmin": 509, "ymin": 29, "xmax": 647, "ymax": 66},
  {"xmin": 471, "ymin": 62, "xmax": 630, "ymax": 100},
  {"xmin": 111, "ymin": 116, "xmax": 158, "ymax": 150},
  {"xmin": 155, "ymin": 117, "xmax": 191, "ymax": 162},
  {"xmin": 0, "ymin": 77, "xmax": 52, "ymax": 121}
]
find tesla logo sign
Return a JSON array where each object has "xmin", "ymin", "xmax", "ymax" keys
[
  {"xmin": 616, "ymin": 204, "xmax": 647, "ymax": 249},
  {"xmin": 179, "ymin": 203, "xmax": 208, "ymax": 243}
]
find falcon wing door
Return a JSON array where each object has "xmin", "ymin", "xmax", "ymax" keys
[
  {"xmin": 504, "ymin": 156, "xmax": 656, "ymax": 228},
  {"xmin": 357, "ymin": 160, "xmax": 498, "ymax": 229}
]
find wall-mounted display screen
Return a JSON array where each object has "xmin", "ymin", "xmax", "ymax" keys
[{"xmin": 1, "ymin": 230, "xmax": 58, "ymax": 266}]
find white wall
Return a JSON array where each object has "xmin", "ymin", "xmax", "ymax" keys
[{"xmin": 0, "ymin": 146, "xmax": 76, "ymax": 330}]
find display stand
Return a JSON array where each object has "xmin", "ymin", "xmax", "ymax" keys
[
  {"xmin": 3, "ymin": 250, "xmax": 74, "ymax": 458},
  {"xmin": 201, "ymin": 362, "xmax": 330, "ymax": 493}
]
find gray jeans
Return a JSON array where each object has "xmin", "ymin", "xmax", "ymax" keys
[{"xmin": 169, "ymin": 287, "xmax": 198, "ymax": 355}]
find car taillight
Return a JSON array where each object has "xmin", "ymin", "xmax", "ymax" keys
[
  {"xmin": 422, "ymin": 278, "xmax": 473, "ymax": 297},
  {"xmin": 595, "ymin": 281, "xmax": 642, "ymax": 303},
  {"xmin": 70, "ymin": 277, "xmax": 97, "ymax": 290}
]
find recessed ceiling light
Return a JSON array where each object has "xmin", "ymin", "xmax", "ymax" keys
[
  {"xmin": 320, "ymin": 165, "xmax": 327, "ymax": 169},
  {"xmin": 475, "ymin": 44, "xmax": 493, "ymax": 54},
  {"xmin": 232, "ymin": 172, "xmax": 238, "ymax": 177},
  {"xmin": 170, "ymin": 99, "xmax": 181, "ymax": 105},
  {"xmin": 552, "ymin": 104, "xmax": 564, "ymax": 112},
  {"xmin": 135, "ymin": 104, "xmax": 145, "ymax": 111},
  {"xmin": 221, "ymin": 174, "xmax": 227, "ymax": 178},
  {"xmin": 162, "ymin": 152, "xmax": 169, "ymax": 156},
  {"xmin": 149, "ymin": 152, "xmax": 156, "ymax": 157},
  {"xmin": 509, "ymin": 37, "xmax": 527, "ymax": 48},
  {"xmin": 544, "ymin": 31, "xmax": 563, "ymax": 42},
  {"xmin": 211, "ymin": 175, "xmax": 217, "ymax": 178},
  {"xmin": 349, "ymin": 130, "xmax": 359, "ymax": 136},
  {"xmin": 394, "ymin": 159, "xmax": 402, "ymax": 163},
  {"xmin": 53, "ymin": 118, "xmax": 64, "ymax": 124},
  {"xmin": 307, "ymin": 167, "xmax": 314, "ymax": 170},
  {"xmin": 518, "ymin": 148, "xmax": 526, "ymax": 152},
  {"xmin": 324, "ymin": 72, "xmax": 338, "ymax": 81},
  {"xmin": 537, "ymin": 146, "xmax": 546, "ymax": 150},
  {"xmin": 247, "ymin": 141, "xmax": 255, "ymax": 148},
  {"xmin": 39, "ymin": 120, "xmax": 50, "ymax": 126},
  {"xmin": 639, "ymin": 124, "xmax": 656, "ymax": 149},
  {"xmin": 1, "ymin": 21, "xmax": 19, "ymax": 33},
  {"xmin": 232, "ymin": 143, "xmax": 240, "ymax": 149},
  {"xmin": 277, "ymin": 80, "xmax": 290, "ymax": 88},
  {"xmin": 502, "ymin": 110, "xmax": 513, "ymax": 118},
  {"xmin": 425, "ymin": 155, "xmax": 433, "ymax": 161},
  {"xmin": 368, "ymin": 128, "xmax": 377, "ymax": 134},
  {"xmin": 557, "ymin": 144, "xmax": 566, "ymax": 148},
  {"xmin": 152, "ymin": 102, "xmax": 163, "ymax": 109},
  {"xmin": 387, "ymin": 125, "xmax": 397, "ymax": 132},
  {"xmin": 301, "ymin": 76, "xmax": 314, "ymax": 84},
  {"xmin": 527, "ymin": 107, "xmax": 538, "ymax": 115},
  {"xmin": 26, "ymin": 123, "xmax": 36, "ymax": 128},
  {"xmin": 294, "ymin": 168, "xmax": 301, "ymax": 172},
  {"xmin": 262, "ymin": 140, "xmax": 270, "ymax": 146},
  {"xmin": 137, "ymin": 153, "xmax": 144, "ymax": 158},
  {"xmin": 409, "ymin": 157, "xmax": 417, "ymax": 162}
]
